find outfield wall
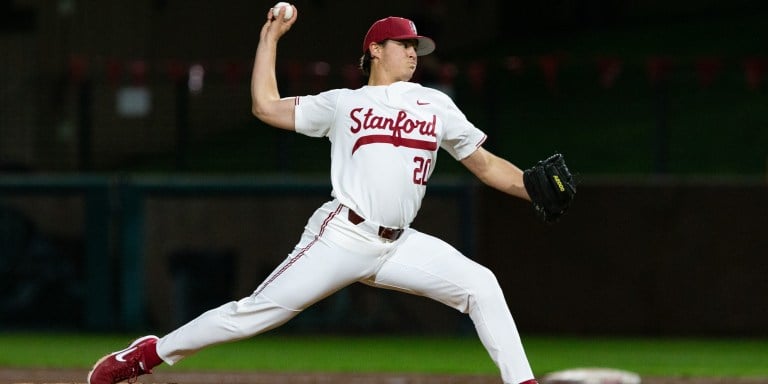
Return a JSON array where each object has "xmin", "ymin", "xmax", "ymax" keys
[
  {"xmin": 478, "ymin": 179, "xmax": 768, "ymax": 336},
  {"xmin": 0, "ymin": 177, "xmax": 766, "ymax": 335}
]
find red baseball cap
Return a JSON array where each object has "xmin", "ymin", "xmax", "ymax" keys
[{"xmin": 362, "ymin": 17, "xmax": 436, "ymax": 56}]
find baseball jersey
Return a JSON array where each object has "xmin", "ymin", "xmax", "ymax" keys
[{"xmin": 294, "ymin": 81, "xmax": 487, "ymax": 228}]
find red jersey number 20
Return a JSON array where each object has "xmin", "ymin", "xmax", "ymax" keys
[{"xmin": 412, "ymin": 156, "xmax": 432, "ymax": 185}]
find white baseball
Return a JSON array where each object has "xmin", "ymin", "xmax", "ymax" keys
[{"xmin": 272, "ymin": 2, "xmax": 293, "ymax": 20}]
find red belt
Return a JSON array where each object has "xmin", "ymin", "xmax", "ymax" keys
[{"xmin": 347, "ymin": 208, "xmax": 404, "ymax": 241}]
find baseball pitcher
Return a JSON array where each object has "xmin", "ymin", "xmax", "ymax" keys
[{"xmin": 87, "ymin": 4, "xmax": 576, "ymax": 384}]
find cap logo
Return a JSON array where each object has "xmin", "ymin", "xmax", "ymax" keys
[{"xmin": 409, "ymin": 20, "xmax": 417, "ymax": 34}]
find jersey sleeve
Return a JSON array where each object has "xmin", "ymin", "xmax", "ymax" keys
[
  {"xmin": 293, "ymin": 89, "xmax": 344, "ymax": 138},
  {"xmin": 437, "ymin": 93, "xmax": 488, "ymax": 161}
]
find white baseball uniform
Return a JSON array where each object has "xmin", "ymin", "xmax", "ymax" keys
[{"xmin": 156, "ymin": 81, "xmax": 535, "ymax": 384}]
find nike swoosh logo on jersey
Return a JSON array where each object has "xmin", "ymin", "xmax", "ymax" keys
[
  {"xmin": 115, "ymin": 346, "xmax": 138, "ymax": 362},
  {"xmin": 416, "ymin": 100, "xmax": 430, "ymax": 105}
]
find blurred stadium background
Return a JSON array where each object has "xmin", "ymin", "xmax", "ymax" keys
[{"xmin": 0, "ymin": 0, "xmax": 766, "ymax": 337}]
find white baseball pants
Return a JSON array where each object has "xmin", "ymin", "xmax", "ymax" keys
[{"xmin": 156, "ymin": 199, "xmax": 535, "ymax": 384}]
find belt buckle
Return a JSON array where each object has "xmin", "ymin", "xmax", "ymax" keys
[
  {"xmin": 345, "ymin": 205, "xmax": 403, "ymax": 241},
  {"xmin": 378, "ymin": 226, "xmax": 404, "ymax": 241}
]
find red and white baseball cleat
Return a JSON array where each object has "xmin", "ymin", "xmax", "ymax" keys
[{"xmin": 87, "ymin": 335, "xmax": 161, "ymax": 384}]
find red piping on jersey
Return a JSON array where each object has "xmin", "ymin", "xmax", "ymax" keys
[
  {"xmin": 352, "ymin": 135, "xmax": 438, "ymax": 154},
  {"xmin": 253, "ymin": 203, "xmax": 342, "ymax": 296},
  {"xmin": 476, "ymin": 135, "xmax": 487, "ymax": 149}
]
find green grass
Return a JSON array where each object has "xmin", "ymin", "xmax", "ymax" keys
[
  {"xmin": 525, "ymin": 336, "xmax": 768, "ymax": 377},
  {"xmin": 1, "ymin": 332, "xmax": 767, "ymax": 378}
]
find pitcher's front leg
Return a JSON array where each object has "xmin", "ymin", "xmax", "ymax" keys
[{"xmin": 369, "ymin": 230, "xmax": 536, "ymax": 384}]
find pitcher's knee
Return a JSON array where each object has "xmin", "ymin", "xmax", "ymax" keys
[
  {"xmin": 466, "ymin": 267, "xmax": 505, "ymax": 307},
  {"xmin": 215, "ymin": 295, "xmax": 299, "ymax": 338}
]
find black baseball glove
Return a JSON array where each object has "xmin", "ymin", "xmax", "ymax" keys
[{"xmin": 523, "ymin": 153, "xmax": 577, "ymax": 223}]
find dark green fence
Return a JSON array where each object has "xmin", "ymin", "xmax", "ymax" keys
[{"xmin": 0, "ymin": 175, "xmax": 475, "ymax": 331}]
